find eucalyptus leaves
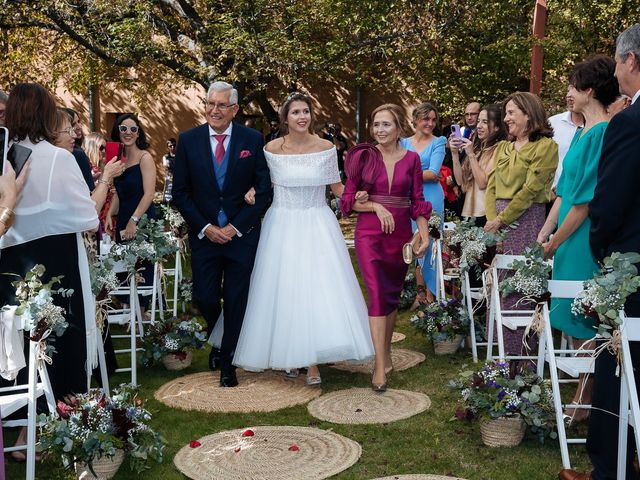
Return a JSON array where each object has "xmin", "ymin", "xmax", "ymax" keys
[
  {"xmin": 571, "ymin": 252, "xmax": 640, "ymax": 337},
  {"xmin": 499, "ymin": 243, "xmax": 551, "ymax": 301},
  {"xmin": 449, "ymin": 218, "xmax": 505, "ymax": 276},
  {"xmin": 10, "ymin": 264, "xmax": 71, "ymax": 343}
]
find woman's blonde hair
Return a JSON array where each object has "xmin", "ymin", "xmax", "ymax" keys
[
  {"xmin": 369, "ymin": 103, "xmax": 412, "ymax": 141},
  {"xmin": 84, "ymin": 132, "xmax": 106, "ymax": 170}
]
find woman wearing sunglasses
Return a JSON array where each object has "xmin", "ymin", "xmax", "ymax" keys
[{"xmin": 105, "ymin": 114, "xmax": 157, "ymax": 242}]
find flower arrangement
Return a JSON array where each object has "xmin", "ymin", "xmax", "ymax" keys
[
  {"xmin": 136, "ymin": 215, "xmax": 179, "ymax": 262},
  {"xmin": 179, "ymin": 277, "xmax": 193, "ymax": 304},
  {"xmin": 571, "ymin": 252, "xmax": 640, "ymax": 337},
  {"xmin": 409, "ymin": 297, "xmax": 469, "ymax": 341},
  {"xmin": 90, "ymin": 258, "xmax": 120, "ymax": 301},
  {"xmin": 428, "ymin": 211, "xmax": 442, "ymax": 239},
  {"xmin": 160, "ymin": 204, "xmax": 188, "ymax": 240},
  {"xmin": 448, "ymin": 218, "xmax": 504, "ymax": 276},
  {"xmin": 399, "ymin": 271, "xmax": 417, "ymax": 310},
  {"xmin": 139, "ymin": 314, "xmax": 206, "ymax": 367},
  {"xmin": 499, "ymin": 243, "xmax": 551, "ymax": 301},
  {"xmin": 109, "ymin": 240, "xmax": 156, "ymax": 273},
  {"xmin": 449, "ymin": 360, "xmax": 556, "ymax": 442},
  {"xmin": 11, "ymin": 264, "xmax": 71, "ymax": 344},
  {"xmin": 38, "ymin": 383, "xmax": 165, "ymax": 474}
]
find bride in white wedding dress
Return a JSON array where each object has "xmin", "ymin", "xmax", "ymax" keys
[{"xmin": 230, "ymin": 93, "xmax": 373, "ymax": 384}]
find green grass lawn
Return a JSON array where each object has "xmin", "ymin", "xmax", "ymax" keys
[{"xmin": 6, "ymin": 247, "xmax": 593, "ymax": 479}]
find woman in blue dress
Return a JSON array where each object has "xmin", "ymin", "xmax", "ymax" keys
[
  {"xmin": 106, "ymin": 114, "xmax": 157, "ymax": 309},
  {"xmin": 400, "ymin": 102, "xmax": 446, "ymax": 303}
]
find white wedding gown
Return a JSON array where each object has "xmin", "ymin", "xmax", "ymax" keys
[{"xmin": 230, "ymin": 147, "xmax": 374, "ymax": 371}]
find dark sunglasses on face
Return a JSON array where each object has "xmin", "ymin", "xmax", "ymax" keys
[{"xmin": 119, "ymin": 125, "xmax": 139, "ymax": 134}]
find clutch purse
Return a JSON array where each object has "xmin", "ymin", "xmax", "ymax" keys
[{"xmin": 402, "ymin": 232, "xmax": 426, "ymax": 264}]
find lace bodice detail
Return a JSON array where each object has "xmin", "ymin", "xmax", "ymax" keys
[{"xmin": 265, "ymin": 147, "xmax": 341, "ymax": 209}]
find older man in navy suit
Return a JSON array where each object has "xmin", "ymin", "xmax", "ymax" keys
[
  {"xmin": 560, "ymin": 24, "xmax": 640, "ymax": 480},
  {"xmin": 172, "ymin": 81, "xmax": 271, "ymax": 387}
]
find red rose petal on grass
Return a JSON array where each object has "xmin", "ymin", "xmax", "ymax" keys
[
  {"xmin": 241, "ymin": 429, "xmax": 255, "ymax": 437},
  {"xmin": 288, "ymin": 444, "xmax": 300, "ymax": 452},
  {"xmin": 189, "ymin": 440, "xmax": 201, "ymax": 448},
  {"xmin": 234, "ymin": 447, "xmax": 241, "ymax": 453}
]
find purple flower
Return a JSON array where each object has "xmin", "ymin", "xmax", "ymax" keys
[{"xmin": 497, "ymin": 389, "xmax": 506, "ymax": 400}]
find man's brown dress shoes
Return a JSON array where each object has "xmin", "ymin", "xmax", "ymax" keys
[{"xmin": 558, "ymin": 469, "xmax": 592, "ymax": 480}]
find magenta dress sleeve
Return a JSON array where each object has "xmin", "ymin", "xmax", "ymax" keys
[
  {"xmin": 410, "ymin": 154, "xmax": 432, "ymax": 220},
  {"xmin": 340, "ymin": 175, "xmax": 359, "ymax": 216}
]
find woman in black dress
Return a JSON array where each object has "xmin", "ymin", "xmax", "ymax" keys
[{"xmin": 0, "ymin": 83, "xmax": 99, "ymax": 453}]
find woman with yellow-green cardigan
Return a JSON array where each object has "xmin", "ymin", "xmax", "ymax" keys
[{"xmin": 484, "ymin": 91, "xmax": 558, "ymax": 355}]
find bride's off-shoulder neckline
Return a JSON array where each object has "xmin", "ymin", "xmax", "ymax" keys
[{"xmin": 264, "ymin": 146, "xmax": 336, "ymax": 157}]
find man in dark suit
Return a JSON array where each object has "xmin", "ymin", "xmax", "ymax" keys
[
  {"xmin": 560, "ymin": 23, "xmax": 640, "ymax": 480},
  {"xmin": 172, "ymin": 81, "xmax": 271, "ymax": 387}
]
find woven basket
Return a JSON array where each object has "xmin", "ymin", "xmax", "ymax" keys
[
  {"xmin": 75, "ymin": 449, "xmax": 125, "ymax": 479},
  {"xmin": 162, "ymin": 351, "xmax": 193, "ymax": 371},
  {"xmin": 480, "ymin": 416, "xmax": 526, "ymax": 447},
  {"xmin": 433, "ymin": 335, "xmax": 463, "ymax": 355}
]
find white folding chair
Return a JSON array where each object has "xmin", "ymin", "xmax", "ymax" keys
[
  {"xmin": 0, "ymin": 310, "xmax": 56, "ymax": 480},
  {"xmin": 617, "ymin": 312, "xmax": 640, "ymax": 479},
  {"xmin": 463, "ymin": 268, "xmax": 488, "ymax": 362},
  {"xmin": 161, "ymin": 248, "xmax": 183, "ymax": 316},
  {"xmin": 435, "ymin": 222, "xmax": 458, "ymax": 301},
  {"xmin": 486, "ymin": 254, "xmax": 540, "ymax": 361},
  {"xmin": 538, "ymin": 279, "xmax": 596, "ymax": 470},
  {"xmin": 106, "ymin": 261, "xmax": 146, "ymax": 387}
]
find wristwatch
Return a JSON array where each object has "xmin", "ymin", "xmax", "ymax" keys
[{"xmin": 131, "ymin": 215, "xmax": 140, "ymax": 224}]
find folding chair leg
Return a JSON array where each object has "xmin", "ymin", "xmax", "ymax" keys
[
  {"xmin": 26, "ymin": 342, "xmax": 38, "ymax": 480},
  {"xmin": 96, "ymin": 329, "xmax": 111, "ymax": 396},
  {"xmin": 486, "ymin": 299, "xmax": 495, "ymax": 361},
  {"xmin": 464, "ymin": 274, "xmax": 478, "ymax": 363},
  {"xmin": 618, "ymin": 375, "xmax": 629, "ymax": 479}
]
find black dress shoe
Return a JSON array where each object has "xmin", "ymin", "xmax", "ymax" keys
[
  {"xmin": 209, "ymin": 347, "xmax": 221, "ymax": 371},
  {"xmin": 219, "ymin": 367, "xmax": 238, "ymax": 387}
]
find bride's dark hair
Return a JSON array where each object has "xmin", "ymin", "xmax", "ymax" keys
[{"xmin": 279, "ymin": 92, "xmax": 316, "ymax": 135}]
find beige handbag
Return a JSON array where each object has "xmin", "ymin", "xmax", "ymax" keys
[{"xmin": 402, "ymin": 232, "xmax": 427, "ymax": 264}]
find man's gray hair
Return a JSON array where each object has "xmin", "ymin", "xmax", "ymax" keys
[
  {"xmin": 207, "ymin": 81, "xmax": 238, "ymax": 105},
  {"xmin": 0, "ymin": 90, "xmax": 7, "ymax": 103},
  {"xmin": 616, "ymin": 23, "xmax": 640, "ymax": 62}
]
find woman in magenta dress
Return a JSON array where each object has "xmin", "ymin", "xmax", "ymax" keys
[{"xmin": 342, "ymin": 104, "xmax": 432, "ymax": 391}]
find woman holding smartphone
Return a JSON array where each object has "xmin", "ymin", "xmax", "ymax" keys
[{"xmin": 449, "ymin": 104, "xmax": 506, "ymax": 226}]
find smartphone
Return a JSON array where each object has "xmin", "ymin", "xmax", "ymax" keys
[
  {"xmin": 450, "ymin": 124, "xmax": 462, "ymax": 139},
  {"xmin": 105, "ymin": 142, "xmax": 125, "ymax": 163},
  {"xmin": 0, "ymin": 127, "xmax": 7, "ymax": 174},
  {"xmin": 7, "ymin": 144, "xmax": 32, "ymax": 176}
]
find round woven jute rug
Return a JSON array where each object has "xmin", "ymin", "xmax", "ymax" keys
[
  {"xmin": 391, "ymin": 331, "xmax": 406, "ymax": 343},
  {"xmin": 174, "ymin": 425, "xmax": 361, "ymax": 480},
  {"xmin": 307, "ymin": 387, "xmax": 431, "ymax": 424},
  {"xmin": 372, "ymin": 475, "xmax": 467, "ymax": 480},
  {"xmin": 330, "ymin": 348, "xmax": 425, "ymax": 374},
  {"xmin": 155, "ymin": 370, "xmax": 321, "ymax": 413}
]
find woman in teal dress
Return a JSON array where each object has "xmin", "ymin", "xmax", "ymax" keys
[
  {"xmin": 537, "ymin": 55, "xmax": 619, "ymax": 423},
  {"xmin": 400, "ymin": 102, "xmax": 446, "ymax": 302}
]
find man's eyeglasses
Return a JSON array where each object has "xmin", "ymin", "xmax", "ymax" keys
[
  {"xmin": 206, "ymin": 102, "xmax": 236, "ymax": 111},
  {"xmin": 119, "ymin": 125, "xmax": 139, "ymax": 134}
]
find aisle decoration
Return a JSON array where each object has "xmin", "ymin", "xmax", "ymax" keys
[
  {"xmin": 38, "ymin": 383, "xmax": 165, "ymax": 478},
  {"xmin": 448, "ymin": 218, "xmax": 505, "ymax": 277},
  {"xmin": 498, "ymin": 243, "xmax": 551, "ymax": 303},
  {"xmin": 399, "ymin": 271, "xmax": 417, "ymax": 310},
  {"xmin": 450, "ymin": 361, "xmax": 556, "ymax": 446},
  {"xmin": 571, "ymin": 252, "xmax": 640, "ymax": 337},
  {"xmin": 160, "ymin": 204, "xmax": 188, "ymax": 242},
  {"xmin": 11, "ymin": 264, "xmax": 71, "ymax": 349},
  {"xmin": 410, "ymin": 298, "xmax": 469, "ymax": 355},
  {"xmin": 428, "ymin": 211, "xmax": 442, "ymax": 239},
  {"xmin": 139, "ymin": 314, "xmax": 206, "ymax": 370}
]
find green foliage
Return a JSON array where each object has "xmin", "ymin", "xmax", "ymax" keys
[
  {"xmin": 450, "ymin": 360, "xmax": 556, "ymax": 443},
  {"xmin": 410, "ymin": 297, "xmax": 469, "ymax": 341},
  {"xmin": 139, "ymin": 314, "xmax": 206, "ymax": 367},
  {"xmin": 499, "ymin": 243, "xmax": 552, "ymax": 300},
  {"xmin": 572, "ymin": 252, "xmax": 640, "ymax": 336},
  {"xmin": 2, "ymin": 1, "xmax": 639, "ymax": 119}
]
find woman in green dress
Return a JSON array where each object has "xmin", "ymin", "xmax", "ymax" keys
[{"xmin": 537, "ymin": 55, "xmax": 619, "ymax": 423}]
